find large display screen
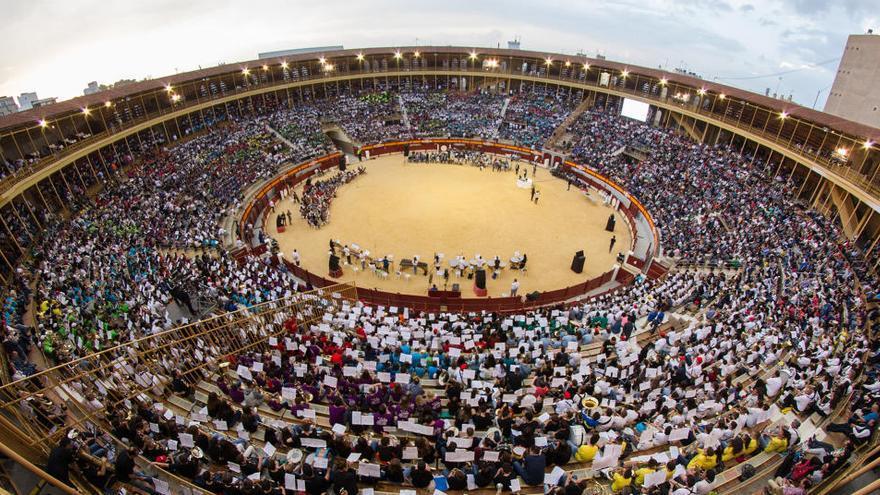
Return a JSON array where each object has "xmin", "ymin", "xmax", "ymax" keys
[{"xmin": 621, "ymin": 98, "xmax": 650, "ymax": 122}]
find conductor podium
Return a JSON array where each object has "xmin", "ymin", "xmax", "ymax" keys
[
  {"xmin": 328, "ymin": 254, "xmax": 343, "ymax": 278},
  {"xmin": 473, "ymin": 268, "xmax": 488, "ymax": 297},
  {"xmin": 571, "ymin": 250, "xmax": 585, "ymax": 274}
]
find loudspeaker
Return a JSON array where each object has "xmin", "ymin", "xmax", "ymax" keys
[
  {"xmin": 605, "ymin": 214, "xmax": 616, "ymax": 232},
  {"xmin": 452, "ymin": 283, "xmax": 460, "ymax": 292},
  {"xmin": 571, "ymin": 254, "xmax": 585, "ymax": 274},
  {"xmin": 475, "ymin": 269, "xmax": 487, "ymax": 289},
  {"xmin": 575, "ymin": 250, "xmax": 584, "ymax": 258},
  {"xmin": 329, "ymin": 254, "xmax": 340, "ymax": 272}
]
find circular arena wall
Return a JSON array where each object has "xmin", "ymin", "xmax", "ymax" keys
[
  {"xmin": 0, "ymin": 47, "xmax": 878, "ymax": 284},
  {"xmin": 237, "ymin": 139, "xmax": 661, "ymax": 312}
]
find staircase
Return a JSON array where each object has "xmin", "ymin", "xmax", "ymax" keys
[
  {"xmin": 499, "ymin": 97, "xmax": 511, "ymax": 120},
  {"xmin": 397, "ymin": 95, "xmax": 411, "ymax": 132},
  {"xmin": 265, "ymin": 124, "xmax": 299, "ymax": 149},
  {"xmin": 545, "ymin": 97, "xmax": 593, "ymax": 151},
  {"xmin": 489, "ymin": 97, "xmax": 512, "ymax": 140}
]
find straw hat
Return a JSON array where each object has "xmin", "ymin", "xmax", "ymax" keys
[{"xmin": 287, "ymin": 448, "xmax": 304, "ymax": 464}]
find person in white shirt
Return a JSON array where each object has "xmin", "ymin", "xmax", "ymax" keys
[{"xmin": 510, "ymin": 279, "xmax": 520, "ymax": 297}]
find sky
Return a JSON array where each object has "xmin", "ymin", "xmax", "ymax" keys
[{"xmin": 0, "ymin": 0, "xmax": 876, "ymax": 109}]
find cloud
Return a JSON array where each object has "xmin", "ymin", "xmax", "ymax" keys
[
  {"xmin": 0, "ymin": 0, "xmax": 859, "ymax": 108},
  {"xmin": 785, "ymin": 0, "xmax": 877, "ymax": 17}
]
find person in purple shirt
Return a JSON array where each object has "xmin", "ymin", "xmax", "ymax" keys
[
  {"xmin": 228, "ymin": 383, "xmax": 245, "ymax": 404},
  {"xmin": 328, "ymin": 397, "xmax": 347, "ymax": 426}
]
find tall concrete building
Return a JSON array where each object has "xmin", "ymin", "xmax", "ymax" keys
[
  {"xmin": 17, "ymin": 92, "xmax": 38, "ymax": 111},
  {"xmin": 83, "ymin": 81, "xmax": 101, "ymax": 95},
  {"xmin": 824, "ymin": 32, "xmax": 880, "ymax": 129},
  {"xmin": 0, "ymin": 96, "xmax": 18, "ymax": 116}
]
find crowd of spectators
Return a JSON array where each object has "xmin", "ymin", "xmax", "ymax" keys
[
  {"xmin": 403, "ymin": 91, "xmax": 505, "ymax": 140},
  {"xmin": 26, "ymin": 106, "xmax": 321, "ymax": 363},
  {"xmin": 0, "ymin": 89, "xmax": 876, "ymax": 495},
  {"xmin": 498, "ymin": 88, "xmax": 578, "ymax": 148},
  {"xmin": 317, "ymin": 93, "xmax": 405, "ymax": 145},
  {"xmin": 299, "ymin": 167, "xmax": 367, "ymax": 228}
]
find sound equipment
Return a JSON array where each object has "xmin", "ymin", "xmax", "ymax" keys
[
  {"xmin": 571, "ymin": 253, "xmax": 585, "ymax": 273},
  {"xmin": 605, "ymin": 214, "xmax": 616, "ymax": 232},
  {"xmin": 452, "ymin": 283, "xmax": 460, "ymax": 293},
  {"xmin": 329, "ymin": 254, "xmax": 340, "ymax": 272},
  {"xmin": 475, "ymin": 269, "xmax": 487, "ymax": 290}
]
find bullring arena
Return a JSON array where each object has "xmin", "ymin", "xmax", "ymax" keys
[
  {"xmin": 0, "ymin": 44, "xmax": 877, "ymax": 495},
  {"xmin": 267, "ymin": 153, "xmax": 631, "ymax": 298}
]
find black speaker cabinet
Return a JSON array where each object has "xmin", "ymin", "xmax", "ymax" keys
[
  {"xmin": 605, "ymin": 214, "xmax": 616, "ymax": 232},
  {"xmin": 329, "ymin": 254, "xmax": 341, "ymax": 272},
  {"xmin": 571, "ymin": 254, "xmax": 585, "ymax": 273}
]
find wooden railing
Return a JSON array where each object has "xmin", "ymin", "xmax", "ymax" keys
[{"xmin": 0, "ymin": 283, "xmax": 358, "ymax": 494}]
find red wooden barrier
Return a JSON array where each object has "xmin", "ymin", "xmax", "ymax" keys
[{"xmin": 238, "ymin": 139, "xmax": 660, "ymax": 313}]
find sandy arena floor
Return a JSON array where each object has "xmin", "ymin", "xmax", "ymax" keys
[{"xmin": 267, "ymin": 154, "xmax": 632, "ymax": 297}]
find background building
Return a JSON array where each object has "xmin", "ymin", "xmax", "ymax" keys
[
  {"xmin": 824, "ymin": 31, "xmax": 880, "ymax": 129},
  {"xmin": 30, "ymin": 97, "xmax": 57, "ymax": 108},
  {"xmin": 258, "ymin": 46, "xmax": 343, "ymax": 59},
  {"xmin": 83, "ymin": 81, "xmax": 101, "ymax": 95},
  {"xmin": 0, "ymin": 97, "xmax": 17, "ymax": 116},
  {"xmin": 17, "ymin": 92, "xmax": 37, "ymax": 111}
]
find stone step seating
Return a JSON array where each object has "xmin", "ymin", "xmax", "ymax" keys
[
  {"xmin": 159, "ymin": 375, "xmax": 796, "ymax": 495},
  {"xmin": 149, "ymin": 324, "xmax": 809, "ymax": 495},
  {"xmin": 201, "ymin": 315, "xmax": 684, "ymax": 424}
]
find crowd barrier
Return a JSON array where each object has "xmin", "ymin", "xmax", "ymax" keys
[
  {"xmin": 238, "ymin": 152, "xmax": 344, "ymax": 240},
  {"xmin": 238, "ymin": 138, "xmax": 666, "ymax": 312},
  {"xmin": 285, "ymin": 260, "xmax": 617, "ymax": 313}
]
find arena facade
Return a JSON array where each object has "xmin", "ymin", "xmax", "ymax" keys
[{"xmin": 0, "ymin": 47, "xmax": 877, "ymax": 495}]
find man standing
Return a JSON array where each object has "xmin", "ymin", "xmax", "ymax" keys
[
  {"xmin": 609, "ymin": 235, "xmax": 616, "ymax": 253},
  {"xmin": 292, "ymin": 249, "xmax": 301, "ymax": 266},
  {"xmin": 530, "ymin": 185, "xmax": 536, "ymax": 201},
  {"xmin": 511, "ymin": 279, "xmax": 520, "ymax": 297},
  {"xmin": 534, "ymin": 190, "xmax": 540, "ymax": 204}
]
